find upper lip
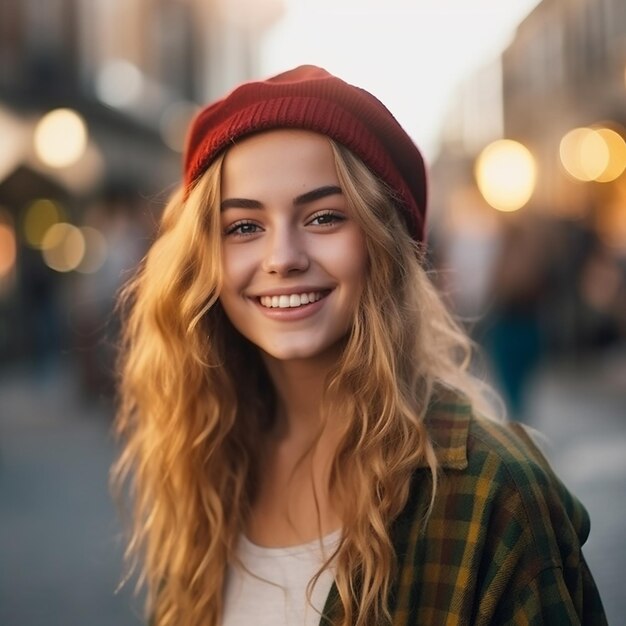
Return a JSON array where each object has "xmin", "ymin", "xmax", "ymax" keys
[{"xmin": 250, "ymin": 286, "xmax": 333, "ymax": 298}]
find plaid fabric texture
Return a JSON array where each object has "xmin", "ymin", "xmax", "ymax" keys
[{"xmin": 321, "ymin": 388, "xmax": 608, "ymax": 625}]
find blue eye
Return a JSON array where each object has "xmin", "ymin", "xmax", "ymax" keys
[
  {"xmin": 308, "ymin": 211, "xmax": 345, "ymax": 227},
  {"xmin": 224, "ymin": 220, "xmax": 261, "ymax": 237}
]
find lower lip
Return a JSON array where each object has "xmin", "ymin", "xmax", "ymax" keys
[{"xmin": 253, "ymin": 293, "xmax": 330, "ymax": 321}]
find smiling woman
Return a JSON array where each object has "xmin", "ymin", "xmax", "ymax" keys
[
  {"xmin": 112, "ymin": 65, "xmax": 607, "ymax": 626},
  {"xmin": 219, "ymin": 130, "xmax": 367, "ymax": 362}
]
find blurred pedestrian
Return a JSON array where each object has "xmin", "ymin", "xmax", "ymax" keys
[
  {"xmin": 478, "ymin": 217, "xmax": 550, "ymax": 422},
  {"xmin": 112, "ymin": 66, "xmax": 606, "ymax": 626}
]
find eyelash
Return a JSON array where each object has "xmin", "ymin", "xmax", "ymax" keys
[
  {"xmin": 223, "ymin": 210, "xmax": 345, "ymax": 238},
  {"xmin": 223, "ymin": 220, "xmax": 261, "ymax": 237},
  {"xmin": 307, "ymin": 210, "xmax": 345, "ymax": 227}
]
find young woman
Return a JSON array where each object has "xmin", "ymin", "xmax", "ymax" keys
[{"xmin": 113, "ymin": 65, "xmax": 607, "ymax": 626}]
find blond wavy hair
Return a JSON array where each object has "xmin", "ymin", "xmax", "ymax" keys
[{"xmin": 112, "ymin": 139, "xmax": 496, "ymax": 626}]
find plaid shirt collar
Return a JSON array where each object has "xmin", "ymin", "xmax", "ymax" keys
[{"xmin": 416, "ymin": 392, "xmax": 471, "ymax": 470}]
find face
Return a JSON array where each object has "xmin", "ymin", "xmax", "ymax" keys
[{"xmin": 218, "ymin": 129, "xmax": 368, "ymax": 364}]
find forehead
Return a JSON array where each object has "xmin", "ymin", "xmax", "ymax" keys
[{"xmin": 221, "ymin": 129, "xmax": 340, "ymax": 196}]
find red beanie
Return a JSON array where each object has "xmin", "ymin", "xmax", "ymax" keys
[{"xmin": 183, "ymin": 65, "xmax": 427, "ymax": 241}]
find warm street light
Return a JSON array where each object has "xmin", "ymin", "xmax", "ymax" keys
[
  {"xmin": 96, "ymin": 60, "xmax": 144, "ymax": 108},
  {"xmin": 474, "ymin": 139, "xmax": 536, "ymax": 212},
  {"xmin": 34, "ymin": 108, "xmax": 88, "ymax": 168},
  {"xmin": 41, "ymin": 223, "xmax": 86, "ymax": 272},
  {"xmin": 0, "ymin": 106, "xmax": 27, "ymax": 184},
  {"xmin": 594, "ymin": 127, "xmax": 626, "ymax": 183},
  {"xmin": 0, "ymin": 222, "xmax": 17, "ymax": 277},
  {"xmin": 76, "ymin": 227, "xmax": 108, "ymax": 274},
  {"xmin": 23, "ymin": 198, "xmax": 65, "ymax": 248},
  {"xmin": 560, "ymin": 127, "xmax": 609, "ymax": 182},
  {"xmin": 560, "ymin": 125, "xmax": 626, "ymax": 183}
]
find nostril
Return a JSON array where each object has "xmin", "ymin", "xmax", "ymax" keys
[{"xmin": 263, "ymin": 252, "xmax": 310, "ymax": 274}]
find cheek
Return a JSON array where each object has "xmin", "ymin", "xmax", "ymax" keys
[
  {"xmin": 221, "ymin": 247, "xmax": 254, "ymax": 293},
  {"xmin": 339, "ymin": 231, "xmax": 368, "ymax": 288},
  {"xmin": 316, "ymin": 228, "xmax": 368, "ymax": 272}
]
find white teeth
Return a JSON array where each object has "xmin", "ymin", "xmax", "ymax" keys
[{"xmin": 259, "ymin": 292, "xmax": 324, "ymax": 309}]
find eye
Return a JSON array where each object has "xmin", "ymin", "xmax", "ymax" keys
[
  {"xmin": 307, "ymin": 210, "xmax": 346, "ymax": 227},
  {"xmin": 223, "ymin": 220, "xmax": 262, "ymax": 237}
]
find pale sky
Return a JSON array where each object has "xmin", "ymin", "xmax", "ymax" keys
[{"xmin": 260, "ymin": 0, "xmax": 542, "ymax": 163}]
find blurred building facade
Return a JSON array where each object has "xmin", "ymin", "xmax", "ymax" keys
[
  {"xmin": 0, "ymin": 0, "xmax": 283, "ymax": 391},
  {"xmin": 503, "ymin": 0, "xmax": 626, "ymax": 223},
  {"xmin": 430, "ymin": 0, "xmax": 626, "ymax": 418}
]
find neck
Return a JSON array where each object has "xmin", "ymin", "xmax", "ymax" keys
[
  {"xmin": 261, "ymin": 348, "xmax": 343, "ymax": 445},
  {"xmin": 251, "ymin": 348, "xmax": 347, "ymax": 541}
]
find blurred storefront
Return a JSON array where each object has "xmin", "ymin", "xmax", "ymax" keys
[
  {"xmin": 500, "ymin": 0, "xmax": 626, "ymax": 353},
  {"xmin": 429, "ymin": 0, "xmax": 626, "ymax": 418},
  {"xmin": 0, "ymin": 0, "xmax": 283, "ymax": 396}
]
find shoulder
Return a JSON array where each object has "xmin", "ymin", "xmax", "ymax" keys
[
  {"xmin": 388, "ymin": 387, "xmax": 606, "ymax": 624},
  {"xmin": 410, "ymin": 386, "xmax": 591, "ymax": 575},
  {"xmin": 425, "ymin": 386, "xmax": 579, "ymax": 504}
]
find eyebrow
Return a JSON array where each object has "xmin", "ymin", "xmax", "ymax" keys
[
  {"xmin": 220, "ymin": 185, "xmax": 343, "ymax": 211},
  {"xmin": 294, "ymin": 185, "xmax": 343, "ymax": 206}
]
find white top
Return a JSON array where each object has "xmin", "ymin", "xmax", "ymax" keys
[{"xmin": 222, "ymin": 529, "xmax": 341, "ymax": 626}]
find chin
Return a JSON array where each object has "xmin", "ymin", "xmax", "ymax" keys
[
  {"xmin": 260, "ymin": 335, "xmax": 347, "ymax": 364},
  {"xmin": 262, "ymin": 345, "xmax": 325, "ymax": 362}
]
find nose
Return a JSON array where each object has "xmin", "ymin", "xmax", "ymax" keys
[{"xmin": 262, "ymin": 226, "xmax": 309, "ymax": 275}]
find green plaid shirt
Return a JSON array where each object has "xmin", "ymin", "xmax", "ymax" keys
[{"xmin": 322, "ymin": 389, "xmax": 608, "ymax": 625}]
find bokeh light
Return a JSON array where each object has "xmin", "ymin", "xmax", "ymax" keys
[
  {"xmin": 96, "ymin": 59, "xmax": 143, "ymax": 108},
  {"xmin": 22, "ymin": 198, "xmax": 65, "ymax": 248},
  {"xmin": 475, "ymin": 139, "xmax": 536, "ymax": 212},
  {"xmin": 0, "ymin": 107, "xmax": 27, "ymax": 182},
  {"xmin": 76, "ymin": 226, "xmax": 108, "ymax": 274},
  {"xmin": 560, "ymin": 127, "xmax": 611, "ymax": 182},
  {"xmin": 41, "ymin": 223, "xmax": 85, "ymax": 272},
  {"xmin": 594, "ymin": 127, "xmax": 626, "ymax": 183},
  {"xmin": 0, "ymin": 222, "xmax": 17, "ymax": 277},
  {"xmin": 34, "ymin": 108, "xmax": 88, "ymax": 168}
]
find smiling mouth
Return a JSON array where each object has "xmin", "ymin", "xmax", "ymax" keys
[{"xmin": 258, "ymin": 290, "xmax": 330, "ymax": 309}]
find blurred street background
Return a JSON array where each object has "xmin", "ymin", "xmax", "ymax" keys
[{"xmin": 1, "ymin": 0, "xmax": 625, "ymax": 625}]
